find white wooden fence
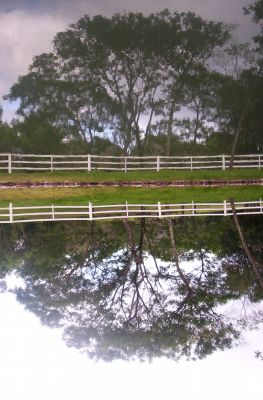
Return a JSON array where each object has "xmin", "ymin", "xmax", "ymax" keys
[
  {"xmin": 0, "ymin": 200, "xmax": 262, "ymax": 224},
  {"xmin": 0, "ymin": 153, "xmax": 262, "ymax": 173}
]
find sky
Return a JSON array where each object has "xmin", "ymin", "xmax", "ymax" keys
[{"xmin": 0, "ymin": 0, "xmax": 260, "ymax": 122}]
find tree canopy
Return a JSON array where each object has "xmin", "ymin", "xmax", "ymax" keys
[
  {"xmin": 2, "ymin": 2, "xmax": 263, "ymax": 157},
  {"xmin": 5, "ymin": 9, "xmax": 231, "ymax": 155}
]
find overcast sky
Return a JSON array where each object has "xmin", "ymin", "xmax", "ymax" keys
[{"xmin": 0, "ymin": 0, "xmax": 259, "ymax": 121}]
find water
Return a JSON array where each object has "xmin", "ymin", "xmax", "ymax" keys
[{"xmin": 0, "ymin": 216, "xmax": 262, "ymax": 398}]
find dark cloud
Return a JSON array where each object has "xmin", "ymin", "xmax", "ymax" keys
[
  {"xmin": 0, "ymin": 0, "xmax": 258, "ymax": 38},
  {"xmin": 0, "ymin": 0, "xmax": 259, "ymax": 121},
  {"xmin": 0, "ymin": 0, "xmax": 256, "ymax": 24}
]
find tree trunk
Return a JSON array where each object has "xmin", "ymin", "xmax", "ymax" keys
[
  {"xmin": 229, "ymin": 100, "xmax": 250, "ymax": 169},
  {"xmin": 123, "ymin": 218, "xmax": 144, "ymax": 265},
  {"xmin": 166, "ymin": 99, "xmax": 176, "ymax": 156},
  {"xmin": 88, "ymin": 127, "xmax": 94, "ymax": 147},
  {"xmin": 133, "ymin": 127, "xmax": 143, "ymax": 156},
  {"xmin": 168, "ymin": 218, "xmax": 192, "ymax": 293},
  {"xmin": 193, "ymin": 106, "xmax": 200, "ymax": 146},
  {"xmin": 136, "ymin": 137, "xmax": 143, "ymax": 156},
  {"xmin": 230, "ymin": 199, "xmax": 263, "ymax": 289}
]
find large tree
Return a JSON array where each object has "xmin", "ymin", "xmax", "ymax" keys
[
  {"xmin": 213, "ymin": 41, "xmax": 263, "ymax": 165},
  {"xmin": 7, "ymin": 10, "xmax": 230, "ymax": 155}
]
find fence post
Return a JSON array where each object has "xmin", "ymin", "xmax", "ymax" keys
[
  {"xmin": 88, "ymin": 155, "xmax": 92, "ymax": 172},
  {"xmin": 222, "ymin": 154, "xmax": 225, "ymax": 171},
  {"xmin": 158, "ymin": 201, "xmax": 162, "ymax": 218},
  {"xmin": 124, "ymin": 157, "xmax": 127, "ymax": 173},
  {"xmin": 126, "ymin": 201, "xmax": 129, "ymax": 218},
  {"xmin": 50, "ymin": 155, "xmax": 53, "ymax": 172},
  {"xmin": 192, "ymin": 200, "xmax": 195, "ymax": 215},
  {"xmin": 89, "ymin": 202, "xmax": 93, "ymax": 220},
  {"xmin": 157, "ymin": 156, "xmax": 160, "ymax": 172},
  {"xmin": 9, "ymin": 202, "xmax": 13, "ymax": 223},
  {"xmin": 259, "ymin": 155, "xmax": 261, "ymax": 170},
  {"xmin": 52, "ymin": 204, "xmax": 55, "ymax": 220},
  {"xmin": 260, "ymin": 198, "xmax": 263, "ymax": 214},
  {"xmin": 190, "ymin": 157, "xmax": 193, "ymax": 172},
  {"xmin": 8, "ymin": 154, "xmax": 12, "ymax": 174},
  {"xmin": 223, "ymin": 200, "xmax": 227, "ymax": 216}
]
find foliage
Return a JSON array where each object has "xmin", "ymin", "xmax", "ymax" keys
[
  {"xmin": 2, "ymin": 3, "xmax": 263, "ymax": 158},
  {"xmin": 5, "ymin": 10, "xmax": 231, "ymax": 155},
  {"xmin": 0, "ymin": 123, "xmax": 19, "ymax": 152}
]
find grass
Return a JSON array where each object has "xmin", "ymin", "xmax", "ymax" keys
[
  {"xmin": 0, "ymin": 168, "xmax": 263, "ymax": 183},
  {"xmin": 0, "ymin": 186, "xmax": 262, "ymax": 207},
  {"xmin": 0, "ymin": 169, "xmax": 262, "ymax": 207}
]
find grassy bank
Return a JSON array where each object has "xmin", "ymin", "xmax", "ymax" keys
[
  {"xmin": 0, "ymin": 168, "xmax": 263, "ymax": 183},
  {"xmin": 0, "ymin": 186, "xmax": 262, "ymax": 207}
]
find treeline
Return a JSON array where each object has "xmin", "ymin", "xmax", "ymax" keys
[{"xmin": 1, "ymin": 1, "xmax": 263, "ymax": 157}]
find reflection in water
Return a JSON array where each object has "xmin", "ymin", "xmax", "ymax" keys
[{"xmin": 0, "ymin": 216, "xmax": 263, "ymax": 361}]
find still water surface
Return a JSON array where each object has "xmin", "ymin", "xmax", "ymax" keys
[{"xmin": 0, "ymin": 216, "xmax": 262, "ymax": 398}]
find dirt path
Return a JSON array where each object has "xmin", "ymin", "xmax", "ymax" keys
[{"xmin": 0, "ymin": 179, "xmax": 263, "ymax": 189}]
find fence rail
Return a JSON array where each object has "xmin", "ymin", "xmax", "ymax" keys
[
  {"xmin": 0, "ymin": 200, "xmax": 262, "ymax": 224},
  {"xmin": 0, "ymin": 153, "xmax": 263, "ymax": 173}
]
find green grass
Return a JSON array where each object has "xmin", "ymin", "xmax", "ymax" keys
[
  {"xmin": 0, "ymin": 168, "xmax": 263, "ymax": 183},
  {"xmin": 0, "ymin": 186, "xmax": 262, "ymax": 207},
  {"xmin": 0, "ymin": 169, "xmax": 262, "ymax": 207}
]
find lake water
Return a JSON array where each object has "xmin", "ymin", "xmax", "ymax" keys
[{"xmin": 0, "ymin": 215, "xmax": 262, "ymax": 399}]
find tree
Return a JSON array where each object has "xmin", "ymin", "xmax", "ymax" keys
[
  {"xmin": 210, "ymin": 3, "xmax": 263, "ymax": 163},
  {"xmin": 0, "ymin": 104, "xmax": 19, "ymax": 152},
  {"xmin": 0, "ymin": 123, "xmax": 19, "ymax": 152},
  {"xmin": 12, "ymin": 114, "xmax": 63, "ymax": 154},
  {"xmin": 6, "ymin": 10, "xmax": 230, "ymax": 155},
  {"xmin": 6, "ymin": 53, "xmax": 114, "ymax": 152},
  {"xmin": 212, "ymin": 41, "xmax": 263, "ymax": 163},
  {"xmin": 230, "ymin": 199, "xmax": 263, "ymax": 289},
  {"xmin": 244, "ymin": 0, "xmax": 263, "ymax": 52},
  {"xmin": 157, "ymin": 13, "xmax": 230, "ymax": 154}
]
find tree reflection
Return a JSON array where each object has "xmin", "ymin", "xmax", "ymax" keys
[{"xmin": 1, "ymin": 216, "xmax": 262, "ymax": 361}]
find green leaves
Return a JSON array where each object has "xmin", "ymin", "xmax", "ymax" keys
[{"xmin": 6, "ymin": 9, "xmax": 231, "ymax": 155}]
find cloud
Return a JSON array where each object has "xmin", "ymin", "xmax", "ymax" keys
[
  {"xmin": 0, "ymin": 0, "xmax": 258, "ymax": 122},
  {"xmin": 0, "ymin": 9, "xmax": 66, "ymax": 97},
  {"xmin": 0, "ymin": 0, "xmax": 257, "ymax": 27}
]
